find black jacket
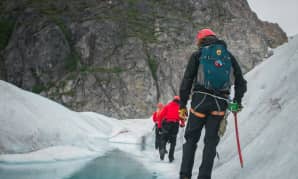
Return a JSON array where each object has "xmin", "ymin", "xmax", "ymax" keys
[{"xmin": 179, "ymin": 36, "xmax": 247, "ymax": 108}]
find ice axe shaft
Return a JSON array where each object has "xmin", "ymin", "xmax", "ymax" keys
[{"xmin": 234, "ymin": 112, "xmax": 244, "ymax": 168}]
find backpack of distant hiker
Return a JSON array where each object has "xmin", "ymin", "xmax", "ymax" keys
[{"xmin": 197, "ymin": 44, "xmax": 234, "ymax": 91}]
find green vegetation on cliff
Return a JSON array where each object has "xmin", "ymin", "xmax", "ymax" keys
[{"xmin": 0, "ymin": 18, "xmax": 15, "ymax": 50}]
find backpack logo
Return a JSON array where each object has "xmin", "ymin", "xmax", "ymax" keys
[
  {"xmin": 214, "ymin": 60, "xmax": 223, "ymax": 67},
  {"xmin": 197, "ymin": 44, "xmax": 233, "ymax": 91}
]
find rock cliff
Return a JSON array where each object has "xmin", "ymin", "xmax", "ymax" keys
[{"xmin": 0, "ymin": 0, "xmax": 287, "ymax": 118}]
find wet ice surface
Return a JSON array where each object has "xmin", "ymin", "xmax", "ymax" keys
[
  {"xmin": 0, "ymin": 150, "xmax": 160, "ymax": 179},
  {"xmin": 0, "ymin": 159, "xmax": 90, "ymax": 179},
  {"xmin": 67, "ymin": 150, "xmax": 156, "ymax": 179}
]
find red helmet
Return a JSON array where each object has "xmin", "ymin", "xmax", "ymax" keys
[
  {"xmin": 196, "ymin": 28, "xmax": 216, "ymax": 40},
  {"xmin": 174, "ymin": 96, "xmax": 180, "ymax": 101},
  {"xmin": 157, "ymin": 102, "xmax": 163, "ymax": 108}
]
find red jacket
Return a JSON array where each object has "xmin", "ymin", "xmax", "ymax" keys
[
  {"xmin": 152, "ymin": 111, "xmax": 160, "ymax": 123},
  {"xmin": 157, "ymin": 100, "xmax": 185, "ymax": 128}
]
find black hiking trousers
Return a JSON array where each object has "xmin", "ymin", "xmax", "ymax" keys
[
  {"xmin": 155, "ymin": 124, "xmax": 161, "ymax": 149},
  {"xmin": 180, "ymin": 92, "xmax": 228, "ymax": 179},
  {"xmin": 159, "ymin": 121, "xmax": 179, "ymax": 161}
]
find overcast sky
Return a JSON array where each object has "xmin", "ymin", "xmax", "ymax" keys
[{"xmin": 247, "ymin": 0, "xmax": 298, "ymax": 36}]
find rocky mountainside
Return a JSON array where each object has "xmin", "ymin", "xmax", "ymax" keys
[{"xmin": 0, "ymin": 0, "xmax": 287, "ymax": 118}]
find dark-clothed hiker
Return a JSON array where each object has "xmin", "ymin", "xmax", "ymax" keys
[
  {"xmin": 179, "ymin": 29, "xmax": 247, "ymax": 179},
  {"xmin": 158, "ymin": 96, "xmax": 185, "ymax": 163},
  {"xmin": 152, "ymin": 102, "xmax": 164, "ymax": 150}
]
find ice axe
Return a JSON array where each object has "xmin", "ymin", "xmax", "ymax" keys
[
  {"xmin": 233, "ymin": 112, "xmax": 244, "ymax": 168},
  {"xmin": 229, "ymin": 102, "xmax": 244, "ymax": 168}
]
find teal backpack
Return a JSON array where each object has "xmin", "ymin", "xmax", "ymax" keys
[{"xmin": 197, "ymin": 44, "xmax": 234, "ymax": 91}]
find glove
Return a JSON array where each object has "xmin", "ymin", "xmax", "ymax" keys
[
  {"xmin": 228, "ymin": 101, "xmax": 243, "ymax": 112},
  {"xmin": 179, "ymin": 107, "xmax": 188, "ymax": 121}
]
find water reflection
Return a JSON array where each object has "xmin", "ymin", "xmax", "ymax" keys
[
  {"xmin": 67, "ymin": 150, "xmax": 154, "ymax": 179},
  {"xmin": 0, "ymin": 150, "xmax": 157, "ymax": 179}
]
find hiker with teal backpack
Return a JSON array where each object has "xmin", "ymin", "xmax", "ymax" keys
[{"xmin": 178, "ymin": 29, "xmax": 247, "ymax": 179}]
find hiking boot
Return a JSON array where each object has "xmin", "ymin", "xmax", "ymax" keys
[
  {"xmin": 159, "ymin": 149, "xmax": 165, "ymax": 160},
  {"xmin": 169, "ymin": 155, "xmax": 175, "ymax": 163}
]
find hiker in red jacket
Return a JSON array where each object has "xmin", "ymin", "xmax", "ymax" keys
[
  {"xmin": 158, "ymin": 96, "xmax": 185, "ymax": 162},
  {"xmin": 152, "ymin": 102, "xmax": 164, "ymax": 150}
]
